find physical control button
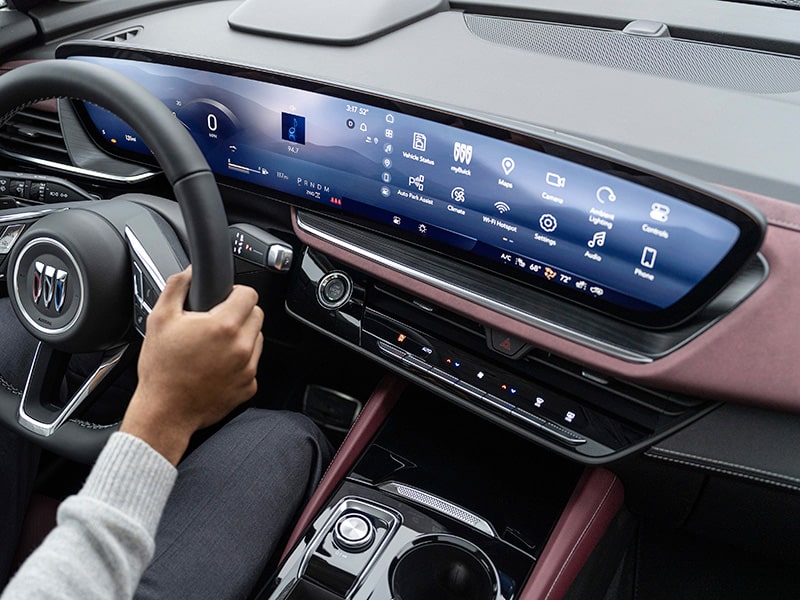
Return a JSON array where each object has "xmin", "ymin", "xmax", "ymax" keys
[
  {"xmin": 0, "ymin": 224, "xmax": 25, "ymax": 255},
  {"xmin": 0, "ymin": 177, "xmax": 9, "ymax": 194},
  {"xmin": 487, "ymin": 328, "xmax": 530, "ymax": 359},
  {"xmin": 10, "ymin": 180, "xmax": 27, "ymax": 198},
  {"xmin": 317, "ymin": 272, "xmax": 353, "ymax": 310},
  {"xmin": 333, "ymin": 514, "xmax": 374, "ymax": 552}
]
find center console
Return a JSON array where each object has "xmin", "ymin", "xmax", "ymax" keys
[{"xmin": 255, "ymin": 380, "xmax": 619, "ymax": 600}]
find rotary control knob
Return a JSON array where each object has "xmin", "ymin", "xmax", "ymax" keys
[
  {"xmin": 316, "ymin": 271, "xmax": 353, "ymax": 310},
  {"xmin": 333, "ymin": 514, "xmax": 374, "ymax": 552}
]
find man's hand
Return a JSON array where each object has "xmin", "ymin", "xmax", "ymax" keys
[{"xmin": 120, "ymin": 268, "xmax": 264, "ymax": 465}]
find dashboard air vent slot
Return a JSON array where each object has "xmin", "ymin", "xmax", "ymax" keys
[
  {"xmin": 99, "ymin": 27, "xmax": 143, "ymax": 43},
  {"xmin": 0, "ymin": 107, "xmax": 69, "ymax": 165}
]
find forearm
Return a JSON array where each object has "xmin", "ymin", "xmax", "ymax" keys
[{"xmin": 1, "ymin": 433, "xmax": 176, "ymax": 600}]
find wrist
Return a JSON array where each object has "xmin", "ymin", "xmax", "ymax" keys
[{"xmin": 120, "ymin": 388, "xmax": 197, "ymax": 465}]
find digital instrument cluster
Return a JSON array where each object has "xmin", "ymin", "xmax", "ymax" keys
[{"xmin": 63, "ymin": 48, "xmax": 765, "ymax": 328}]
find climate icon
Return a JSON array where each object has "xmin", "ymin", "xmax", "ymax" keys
[{"xmin": 494, "ymin": 201, "xmax": 511, "ymax": 214}]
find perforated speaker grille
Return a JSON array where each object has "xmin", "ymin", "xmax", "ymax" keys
[{"xmin": 465, "ymin": 14, "xmax": 800, "ymax": 94}]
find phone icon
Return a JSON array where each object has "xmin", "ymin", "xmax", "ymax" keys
[{"xmin": 641, "ymin": 246, "xmax": 658, "ymax": 269}]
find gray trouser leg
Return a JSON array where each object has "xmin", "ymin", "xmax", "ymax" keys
[{"xmin": 134, "ymin": 408, "xmax": 333, "ymax": 600}]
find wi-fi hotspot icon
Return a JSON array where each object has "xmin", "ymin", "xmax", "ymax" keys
[{"xmin": 494, "ymin": 201, "xmax": 511, "ymax": 213}]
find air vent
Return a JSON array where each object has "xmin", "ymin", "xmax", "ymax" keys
[
  {"xmin": 0, "ymin": 107, "xmax": 70, "ymax": 165},
  {"xmin": 99, "ymin": 26, "xmax": 143, "ymax": 43}
]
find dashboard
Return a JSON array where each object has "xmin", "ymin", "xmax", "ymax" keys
[
  {"xmin": 0, "ymin": 0, "xmax": 799, "ymax": 458},
  {"xmin": 4, "ymin": 0, "xmax": 800, "ymax": 596}
]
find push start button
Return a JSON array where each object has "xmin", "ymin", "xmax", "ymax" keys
[{"xmin": 317, "ymin": 271, "xmax": 353, "ymax": 310}]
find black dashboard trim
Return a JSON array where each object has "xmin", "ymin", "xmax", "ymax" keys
[{"xmin": 296, "ymin": 209, "xmax": 768, "ymax": 363}]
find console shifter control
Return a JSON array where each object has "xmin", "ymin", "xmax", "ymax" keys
[{"xmin": 334, "ymin": 514, "xmax": 375, "ymax": 552}]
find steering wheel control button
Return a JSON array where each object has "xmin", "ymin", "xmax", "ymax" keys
[
  {"xmin": 0, "ymin": 224, "xmax": 25, "ymax": 255},
  {"xmin": 333, "ymin": 514, "xmax": 375, "ymax": 552},
  {"xmin": 317, "ymin": 272, "xmax": 353, "ymax": 310}
]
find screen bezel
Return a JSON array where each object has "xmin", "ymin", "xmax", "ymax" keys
[{"xmin": 56, "ymin": 42, "xmax": 766, "ymax": 329}]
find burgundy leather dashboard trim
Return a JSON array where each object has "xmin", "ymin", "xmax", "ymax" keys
[
  {"xmin": 520, "ymin": 468, "xmax": 624, "ymax": 600},
  {"xmin": 291, "ymin": 191, "xmax": 800, "ymax": 411},
  {"xmin": 280, "ymin": 373, "xmax": 405, "ymax": 561}
]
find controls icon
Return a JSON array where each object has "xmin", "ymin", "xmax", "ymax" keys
[
  {"xmin": 546, "ymin": 172, "xmax": 566, "ymax": 188},
  {"xmin": 501, "ymin": 157, "xmax": 515, "ymax": 176},
  {"xmin": 596, "ymin": 186, "xmax": 616, "ymax": 204},
  {"xmin": 412, "ymin": 132, "xmax": 427, "ymax": 152},
  {"xmin": 539, "ymin": 213, "xmax": 558, "ymax": 233},
  {"xmin": 385, "ymin": 128, "xmax": 393, "ymax": 139},
  {"xmin": 650, "ymin": 202, "xmax": 670, "ymax": 222}
]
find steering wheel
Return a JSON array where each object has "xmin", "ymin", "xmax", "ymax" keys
[{"xmin": 0, "ymin": 60, "xmax": 234, "ymax": 462}]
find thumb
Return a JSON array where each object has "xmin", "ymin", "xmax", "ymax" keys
[{"xmin": 157, "ymin": 266, "xmax": 192, "ymax": 314}]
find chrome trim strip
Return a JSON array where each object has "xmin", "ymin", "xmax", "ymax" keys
[
  {"xmin": 0, "ymin": 149, "xmax": 158, "ymax": 184},
  {"xmin": 124, "ymin": 226, "xmax": 167, "ymax": 291},
  {"xmin": 378, "ymin": 482, "xmax": 497, "ymax": 537},
  {"xmin": 11, "ymin": 237, "xmax": 85, "ymax": 336},
  {"xmin": 0, "ymin": 208, "xmax": 61, "ymax": 223},
  {"xmin": 18, "ymin": 344, "xmax": 128, "ymax": 437},
  {"xmin": 296, "ymin": 212, "xmax": 652, "ymax": 364}
]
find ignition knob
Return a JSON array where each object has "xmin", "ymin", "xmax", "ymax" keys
[
  {"xmin": 333, "ymin": 514, "xmax": 374, "ymax": 552},
  {"xmin": 317, "ymin": 271, "xmax": 352, "ymax": 310}
]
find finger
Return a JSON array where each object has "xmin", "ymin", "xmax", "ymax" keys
[
  {"xmin": 156, "ymin": 266, "xmax": 192, "ymax": 314},
  {"xmin": 246, "ymin": 331, "xmax": 264, "ymax": 380},
  {"xmin": 240, "ymin": 305, "xmax": 264, "ymax": 341},
  {"xmin": 209, "ymin": 284, "xmax": 259, "ymax": 321}
]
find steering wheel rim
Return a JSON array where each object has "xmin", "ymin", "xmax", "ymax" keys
[
  {"xmin": 0, "ymin": 59, "xmax": 234, "ymax": 460},
  {"xmin": 0, "ymin": 59, "xmax": 233, "ymax": 311}
]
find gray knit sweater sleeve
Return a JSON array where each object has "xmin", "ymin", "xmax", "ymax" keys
[{"xmin": 1, "ymin": 432, "xmax": 177, "ymax": 599}]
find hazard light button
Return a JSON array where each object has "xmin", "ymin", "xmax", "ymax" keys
[{"xmin": 487, "ymin": 329, "xmax": 530, "ymax": 359}]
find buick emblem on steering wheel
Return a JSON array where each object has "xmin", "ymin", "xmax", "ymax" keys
[{"xmin": 32, "ymin": 261, "xmax": 68, "ymax": 313}]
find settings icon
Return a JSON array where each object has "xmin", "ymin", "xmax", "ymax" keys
[{"xmin": 539, "ymin": 213, "xmax": 558, "ymax": 233}]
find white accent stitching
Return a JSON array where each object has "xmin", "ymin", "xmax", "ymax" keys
[
  {"xmin": 647, "ymin": 454, "xmax": 800, "ymax": 492},
  {"xmin": 650, "ymin": 447, "xmax": 800, "ymax": 484},
  {"xmin": 544, "ymin": 476, "xmax": 619, "ymax": 600}
]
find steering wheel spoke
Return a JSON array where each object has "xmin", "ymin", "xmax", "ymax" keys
[
  {"xmin": 0, "ymin": 59, "xmax": 234, "ymax": 458},
  {"xmin": 17, "ymin": 342, "xmax": 130, "ymax": 437}
]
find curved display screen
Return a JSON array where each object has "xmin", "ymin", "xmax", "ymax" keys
[{"xmin": 62, "ymin": 48, "xmax": 764, "ymax": 327}]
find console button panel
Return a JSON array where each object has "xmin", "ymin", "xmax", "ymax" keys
[{"xmin": 286, "ymin": 247, "xmax": 709, "ymax": 463}]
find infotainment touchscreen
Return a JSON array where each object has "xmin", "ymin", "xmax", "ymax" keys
[{"xmin": 61, "ymin": 47, "xmax": 765, "ymax": 328}]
